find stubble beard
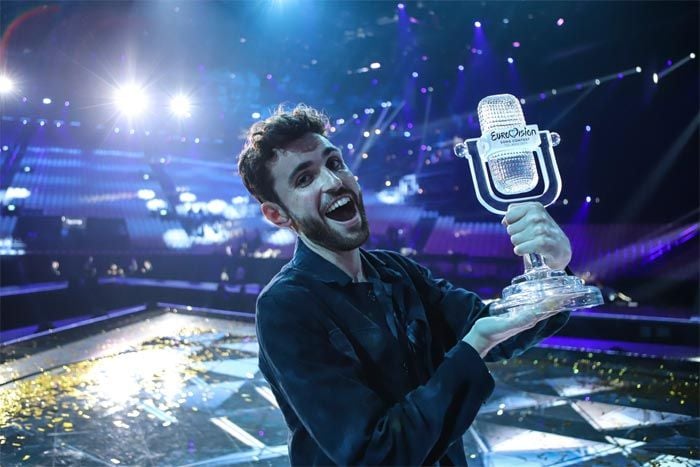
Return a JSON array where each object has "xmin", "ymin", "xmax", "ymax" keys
[{"xmin": 290, "ymin": 192, "xmax": 370, "ymax": 252}]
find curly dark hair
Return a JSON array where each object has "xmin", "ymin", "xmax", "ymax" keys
[{"xmin": 237, "ymin": 104, "xmax": 329, "ymax": 205}]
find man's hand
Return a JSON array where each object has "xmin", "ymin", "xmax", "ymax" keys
[
  {"xmin": 463, "ymin": 307, "xmax": 560, "ymax": 357},
  {"xmin": 502, "ymin": 202, "xmax": 571, "ymax": 270}
]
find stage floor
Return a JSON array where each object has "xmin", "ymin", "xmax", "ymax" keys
[{"xmin": 1, "ymin": 308, "xmax": 697, "ymax": 466}]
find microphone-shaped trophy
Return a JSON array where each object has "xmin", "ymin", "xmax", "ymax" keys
[{"xmin": 454, "ymin": 94, "xmax": 603, "ymax": 315}]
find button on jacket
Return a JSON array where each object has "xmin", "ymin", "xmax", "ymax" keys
[{"xmin": 256, "ymin": 239, "xmax": 570, "ymax": 466}]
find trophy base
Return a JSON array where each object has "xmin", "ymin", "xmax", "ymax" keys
[{"xmin": 489, "ymin": 269, "xmax": 604, "ymax": 316}]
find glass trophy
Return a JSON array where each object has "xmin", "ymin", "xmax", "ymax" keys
[{"xmin": 454, "ymin": 94, "xmax": 603, "ymax": 316}]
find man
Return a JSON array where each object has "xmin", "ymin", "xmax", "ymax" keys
[{"xmin": 237, "ymin": 105, "xmax": 573, "ymax": 465}]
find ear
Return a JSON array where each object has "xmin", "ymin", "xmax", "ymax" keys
[{"xmin": 261, "ymin": 201, "xmax": 293, "ymax": 229}]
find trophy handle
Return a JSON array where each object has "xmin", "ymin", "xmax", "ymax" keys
[{"xmin": 455, "ymin": 130, "xmax": 563, "ymax": 215}]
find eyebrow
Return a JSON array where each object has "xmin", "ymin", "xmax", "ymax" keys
[{"xmin": 287, "ymin": 146, "xmax": 341, "ymax": 186}]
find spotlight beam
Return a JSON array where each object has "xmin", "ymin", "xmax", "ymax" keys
[
  {"xmin": 656, "ymin": 53, "xmax": 697, "ymax": 81},
  {"xmin": 620, "ymin": 113, "xmax": 700, "ymax": 223}
]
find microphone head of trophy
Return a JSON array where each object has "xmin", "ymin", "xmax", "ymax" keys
[
  {"xmin": 454, "ymin": 93, "xmax": 563, "ymax": 215},
  {"xmin": 477, "ymin": 94, "xmax": 539, "ymax": 195},
  {"xmin": 453, "ymin": 93, "xmax": 603, "ymax": 315}
]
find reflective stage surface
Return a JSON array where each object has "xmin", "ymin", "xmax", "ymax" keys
[{"xmin": 1, "ymin": 308, "xmax": 697, "ymax": 466}]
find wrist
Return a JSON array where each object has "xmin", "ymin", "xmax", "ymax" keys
[{"xmin": 462, "ymin": 331, "xmax": 492, "ymax": 358}]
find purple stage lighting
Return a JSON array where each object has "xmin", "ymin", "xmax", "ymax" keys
[{"xmin": 474, "ymin": 21, "xmax": 482, "ymax": 28}]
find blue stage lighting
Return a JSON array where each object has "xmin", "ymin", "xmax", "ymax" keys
[
  {"xmin": 114, "ymin": 83, "xmax": 149, "ymax": 117},
  {"xmin": 0, "ymin": 75, "xmax": 14, "ymax": 94}
]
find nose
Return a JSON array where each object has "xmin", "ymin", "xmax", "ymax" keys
[{"xmin": 319, "ymin": 166, "xmax": 343, "ymax": 191}]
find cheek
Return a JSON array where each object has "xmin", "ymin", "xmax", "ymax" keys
[{"xmin": 289, "ymin": 190, "xmax": 321, "ymax": 217}]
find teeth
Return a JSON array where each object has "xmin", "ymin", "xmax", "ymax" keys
[{"xmin": 326, "ymin": 196, "xmax": 351, "ymax": 214}]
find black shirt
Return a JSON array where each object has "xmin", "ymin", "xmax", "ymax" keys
[{"xmin": 256, "ymin": 239, "xmax": 570, "ymax": 465}]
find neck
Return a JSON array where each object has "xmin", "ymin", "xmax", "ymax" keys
[{"xmin": 299, "ymin": 235, "xmax": 366, "ymax": 282}]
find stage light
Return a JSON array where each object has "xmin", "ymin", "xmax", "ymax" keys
[
  {"xmin": 114, "ymin": 127, "xmax": 120, "ymax": 133},
  {"xmin": 207, "ymin": 199, "xmax": 227, "ymax": 215},
  {"xmin": 0, "ymin": 75, "xmax": 14, "ymax": 94},
  {"xmin": 336, "ymin": 118, "xmax": 345, "ymax": 125},
  {"xmin": 563, "ymin": 199, "xmax": 569, "ymax": 205},
  {"xmin": 1, "ymin": 145, "xmax": 7, "ymax": 151},
  {"xmin": 411, "ymin": 72, "xmax": 419, "ymax": 78},
  {"xmin": 507, "ymin": 57, "xmax": 514, "ymax": 64},
  {"xmin": 251, "ymin": 112, "xmax": 261, "ymax": 119},
  {"xmin": 585, "ymin": 125, "xmax": 591, "ymax": 132},
  {"xmin": 474, "ymin": 21, "xmax": 482, "ymax": 28},
  {"xmin": 64, "ymin": 101, "xmax": 70, "ymax": 107},
  {"xmin": 586, "ymin": 196, "xmax": 592, "ymax": 203},
  {"xmin": 169, "ymin": 94, "xmax": 192, "ymax": 118},
  {"xmin": 114, "ymin": 83, "xmax": 148, "ymax": 117},
  {"xmin": 7, "ymin": 204, "xmax": 15, "ymax": 212},
  {"xmin": 691, "ymin": 53, "xmax": 696, "ymax": 59},
  {"xmin": 194, "ymin": 138, "xmax": 200, "ymax": 144},
  {"xmin": 266, "ymin": 74, "xmax": 272, "ymax": 80},
  {"xmin": 635, "ymin": 66, "xmax": 642, "ymax": 73},
  {"xmin": 385, "ymin": 180, "xmax": 392, "ymax": 187},
  {"xmin": 404, "ymin": 131, "xmax": 411, "ymax": 138},
  {"xmin": 347, "ymin": 143, "xmax": 354, "ymax": 150},
  {"xmin": 137, "ymin": 189, "xmax": 156, "ymax": 200},
  {"xmin": 594, "ymin": 79, "xmax": 601, "ymax": 85},
  {"xmin": 42, "ymin": 97, "xmax": 52, "ymax": 105},
  {"xmin": 23, "ymin": 166, "xmax": 31, "ymax": 173},
  {"xmin": 457, "ymin": 65, "xmax": 464, "ymax": 71},
  {"xmin": 363, "ymin": 131, "xmax": 370, "ymax": 137},
  {"xmin": 6, "ymin": 187, "xmax": 31, "ymax": 199},
  {"xmin": 370, "ymin": 62, "xmax": 381, "ymax": 69},
  {"xmin": 179, "ymin": 192, "xmax": 197, "ymax": 203},
  {"xmin": 652, "ymin": 73, "xmax": 659, "ymax": 84},
  {"xmin": 397, "ymin": 3, "xmax": 404, "ymax": 9},
  {"xmin": 39, "ymin": 120, "xmax": 46, "ymax": 126},
  {"xmin": 362, "ymin": 153, "xmax": 368, "ymax": 159},
  {"xmin": 512, "ymin": 41, "xmax": 520, "ymax": 48},
  {"xmin": 146, "ymin": 199, "xmax": 167, "ymax": 211},
  {"xmin": 502, "ymin": 18, "xmax": 509, "ymax": 24},
  {"xmin": 556, "ymin": 18, "xmax": 565, "ymax": 26},
  {"xmin": 374, "ymin": 129, "xmax": 381, "ymax": 135}
]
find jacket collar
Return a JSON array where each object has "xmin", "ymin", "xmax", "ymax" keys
[{"xmin": 290, "ymin": 238, "xmax": 402, "ymax": 286}]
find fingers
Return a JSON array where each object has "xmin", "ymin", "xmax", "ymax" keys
[
  {"xmin": 512, "ymin": 237, "xmax": 560, "ymax": 257},
  {"xmin": 502, "ymin": 201, "xmax": 544, "ymax": 226},
  {"xmin": 508, "ymin": 220, "xmax": 552, "ymax": 243},
  {"xmin": 503, "ymin": 203, "xmax": 571, "ymax": 268}
]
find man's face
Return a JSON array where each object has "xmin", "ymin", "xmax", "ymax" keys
[{"xmin": 264, "ymin": 133, "xmax": 369, "ymax": 251}]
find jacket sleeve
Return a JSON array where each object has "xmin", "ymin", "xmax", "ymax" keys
[
  {"xmin": 256, "ymin": 286, "xmax": 495, "ymax": 466},
  {"xmin": 393, "ymin": 253, "xmax": 570, "ymax": 362}
]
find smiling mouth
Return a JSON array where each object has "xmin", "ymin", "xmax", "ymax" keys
[{"xmin": 324, "ymin": 196, "xmax": 358, "ymax": 222}]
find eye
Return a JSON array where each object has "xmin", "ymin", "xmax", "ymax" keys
[
  {"xmin": 328, "ymin": 156, "xmax": 344, "ymax": 170},
  {"xmin": 296, "ymin": 173, "xmax": 312, "ymax": 187}
]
